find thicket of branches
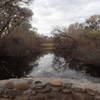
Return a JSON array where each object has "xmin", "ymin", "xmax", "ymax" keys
[
  {"xmin": 0, "ymin": 0, "xmax": 42, "ymax": 57},
  {"xmin": 0, "ymin": 0, "xmax": 43, "ymax": 79},
  {"xmin": 52, "ymin": 15, "xmax": 100, "ymax": 66}
]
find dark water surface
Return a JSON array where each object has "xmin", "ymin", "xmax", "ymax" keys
[{"xmin": 0, "ymin": 51, "xmax": 100, "ymax": 83}]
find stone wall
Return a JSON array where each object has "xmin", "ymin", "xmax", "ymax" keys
[{"xmin": 0, "ymin": 78, "xmax": 100, "ymax": 100}]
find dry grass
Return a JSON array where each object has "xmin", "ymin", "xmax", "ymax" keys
[{"xmin": 42, "ymin": 43, "xmax": 54, "ymax": 50}]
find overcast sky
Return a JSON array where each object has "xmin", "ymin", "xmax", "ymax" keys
[{"xmin": 29, "ymin": 0, "xmax": 100, "ymax": 36}]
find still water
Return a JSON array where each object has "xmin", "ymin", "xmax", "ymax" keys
[
  {"xmin": 26, "ymin": 52, "xmax": 100, "ymax": 83},
  {"xmin": 0, "ymin": 51, "xmax": 100, "ymax": 83}
]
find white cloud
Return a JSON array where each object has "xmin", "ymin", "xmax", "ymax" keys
[{"xmin": 29, "ymin": 0, "xmax": 100, "ymax": 36}]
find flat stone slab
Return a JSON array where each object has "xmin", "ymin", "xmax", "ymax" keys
[{"xmin": 0, "ymin": 78, "xmax": 99, "ymax": 100}]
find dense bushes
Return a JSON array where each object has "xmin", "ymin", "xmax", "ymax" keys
[
  {"xmin": 0, "ymin": 0, "xmax": 43, "ymax": 79},
  {"xmin": 0, "ymin": 26, "xmax": 41, "ymax": 56},
  {"xmin": 0, "ymin": 0, "xmax": 42, "ymax": 57},
  {"xmin": 52, "ymin": 15, "xmax": 100, "ymax": 66}
]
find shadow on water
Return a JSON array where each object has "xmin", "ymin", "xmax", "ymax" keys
[
  {"xmin": 0, "ymin": 50, "xmax": 100, "ymax": 83},
  {"xmin": 0, "ymin": 54, "xmax": 40, "ymax": 80}
]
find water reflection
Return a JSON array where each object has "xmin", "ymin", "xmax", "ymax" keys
[
  {"xmin": 28, "ymin": 53, "xmax": 55, "ymax": 77},
  {"xmin": 0, "ymin": 55, "xmax": 39, "ymax": 80},
  {"xmin": 0, "ymin": 51, "xmax": 100, "ymax": 83},
  {"xmin": 52, "ymin": 56, "xmax": 67, "ymax": 72},
  {"xmin": 28, "ymin": 52, "xmax": 100, "ymax": 82}
]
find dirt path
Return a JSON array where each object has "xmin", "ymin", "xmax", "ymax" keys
[{"xmin": 0, "ymin": 78, "xmax": 100, "ymax": 100}]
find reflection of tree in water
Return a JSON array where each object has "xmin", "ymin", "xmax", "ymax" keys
[
  {"xmin": 52, "ymin": 55, "xmax": 69, "ymax": 72},
  {"xmin": 0, "ymin": 54, "xmax": 39, "ymax": 80},
  {"xmin": 54, "ymin": 51, "xmax": 100, "ymax": 78},
  {"xmin": 69, "ymin": 60, "xmax": 100, "ymax": 77}
]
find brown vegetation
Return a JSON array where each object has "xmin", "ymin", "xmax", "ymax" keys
[
  {"xmin": 52, "ymin": 15, "xmax": 100, "ymax": 67},
  {"xmin": 0, "ymin": 0, "xmax": 42, "ymax": 57},
  {"xmin": 0, "ymin": 0, "xmax": 43, "ymax": 79}
]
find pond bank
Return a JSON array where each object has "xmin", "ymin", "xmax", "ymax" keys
[{"xmin": 0, "ymin": 78, "xmax": 100, "ymax": 100}]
